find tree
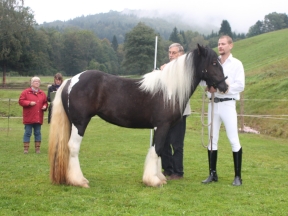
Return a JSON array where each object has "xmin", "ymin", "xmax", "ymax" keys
[
  {"xmin": 18, "ymin": 27, "xmax": 51, "ymax": 76},
  {"xmin": 246, "ymin": 20, "xmax": 264, "ymax": 37},
  {"xmin": 62, "ymin": 31, "xmax": 85, "ymax": 76},
  {"xmin": 208, "ymin": 37, "xmax": 219, "ymax": 48},
  {"xmin": 169, "ymin": 27, "xmax": 181, "ymax": 43},
  {"xmin": 219, "ymin": 20, "xmax": 233, "ymax": 38},
  {"xmin": 112, "ymin": 35, "xmax": 118, "ymax": 51},
  {"xmin": 123, "ymin": 22, "xmax": 163, "ymax": 75},
  {"xmin": 61, "ymin": 29, "xmax": 102, "ymax": 76},
  {"xmin": 182, "ymin": 31, "xmax": 209, "ymax": 51},
  {"xmin": 263, "ymin": 12, "xmax": 288, "ymax": 32},
  {"xmin": 115, "ymin": 44, "xmax": 126, "ymax": 75},
  {"xmin": 0, "ymin": 0, "xmax": 35, "ymax": 86},
  {"xmin": 100, "ymin": 38, "xmax": 119, "ymax": 74},
  {"xmin": 247, "ymin": 12, "xmax": 288, "ymax": 37}
]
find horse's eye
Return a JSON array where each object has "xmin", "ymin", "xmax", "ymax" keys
[{"xmin": 212, "ymin": 61, "xmax": 217, "ymax": 66}]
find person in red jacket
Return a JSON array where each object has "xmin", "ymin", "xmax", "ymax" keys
[{"xmin": 19, "ymin": 76, "xmax": 48, "ymax": 154}]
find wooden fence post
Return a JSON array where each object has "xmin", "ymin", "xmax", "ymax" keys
[{"xmin": 240, "ymin": 92, "xmax": 244, "ymax": 132}]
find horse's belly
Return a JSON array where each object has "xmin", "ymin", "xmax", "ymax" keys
[{"xmin": 98, "ymin": 114, "xmax": 153, "ymax": 129}]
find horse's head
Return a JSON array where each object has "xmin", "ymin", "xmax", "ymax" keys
[{"xmin": 196, "ymin": 44, "xmax": 228, "ymax": 93}]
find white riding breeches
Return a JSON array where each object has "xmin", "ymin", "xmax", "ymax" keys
[{"xmin": 207, "ymin": 100, "xmax": 241, "ymax": 152}]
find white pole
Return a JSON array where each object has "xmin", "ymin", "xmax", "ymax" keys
[
  {"xmin": 150, "ymin": 36, "xmax": 158, "ymax": 146},
  {"xmin": 154, "ymin": 36, "xmax": 158, "ymax": 70}
]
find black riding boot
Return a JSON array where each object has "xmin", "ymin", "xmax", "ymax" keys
[
  {"xmin": 202, "ymin": 150, "xmax": 218, "ymax": 183},
  {"xmin": 232, "ymin": 147, "xmax": 242, "ymax": 186}
]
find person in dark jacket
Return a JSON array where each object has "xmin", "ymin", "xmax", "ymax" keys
[
  {"xmin": 47, "ymin": 73, "xmax": 63, "ymax": 124},
  {"xmin": 19, "ymin": 76, "xmax": 48, "ymax": 154},
  {"xmin": 160, "ymin": 43, "xmax": 191, "ymax": 180}
]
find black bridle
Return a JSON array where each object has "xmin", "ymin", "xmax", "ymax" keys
[
  {"xmin": 210, "ymin": 76, "xmax": 228, "ymax": 89},
  {"xmin": 202, "ymin": 68, "xmax": 228, "ymax": 89}
]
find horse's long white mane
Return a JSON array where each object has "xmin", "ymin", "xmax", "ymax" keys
[{"xmin": 139, "ymin": 53, "xmax": 194, "ymax": 113}]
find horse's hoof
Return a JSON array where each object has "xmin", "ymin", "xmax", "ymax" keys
[
  {"xmin": 83, "ymin": 178, "xmax": 89, "ymax": 184},
  {"xmin": 151, "ymin": 179, "xmax": 164, "ymax": 187},
  {"xmin": 162, "ymin": 180, "xmax": 167, "ymax": 185},
  {"xmin": 82, "ymin": 183, "xmax": 90, "ymax": 188}
]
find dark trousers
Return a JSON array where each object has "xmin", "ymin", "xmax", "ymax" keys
[
  {"xmin": 161, "ymin": 116, "xmax": 187, "ymax": 176},
  {"xmin": 48, "ymin": 103, "xmax": 52, "ymax": 124}
]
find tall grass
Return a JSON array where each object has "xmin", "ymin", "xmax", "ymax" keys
[{"xmin": 0, "ymin": 116, "xmax": 287, "ymax": 215}]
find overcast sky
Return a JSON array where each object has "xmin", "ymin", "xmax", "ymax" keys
[{"xmin": 25, "ymin": 0, "xmax": 288, "ymax": 33}]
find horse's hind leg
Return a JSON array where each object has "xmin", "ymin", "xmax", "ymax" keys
[{"xmin": 66, "ymin": 124, "xmax": 89, "ymax": 188}]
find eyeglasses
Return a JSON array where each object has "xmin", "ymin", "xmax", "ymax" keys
[{"xmin": 169, "ymin": 51, "xmax": 179, "ymax": 55}]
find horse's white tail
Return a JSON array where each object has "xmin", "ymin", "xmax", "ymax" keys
[{"xmin": 49, "ymin": 80, "xmax": 71, "ymax": 184}]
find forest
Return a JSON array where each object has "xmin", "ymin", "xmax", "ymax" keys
[{"xmin": 1, "ymin": 0, "xmax": 288, "ymax": 86}]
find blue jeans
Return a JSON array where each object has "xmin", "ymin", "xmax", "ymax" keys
[{"xmin": 23, "ymin": 124, "xmax": 42, "ymax": 142}]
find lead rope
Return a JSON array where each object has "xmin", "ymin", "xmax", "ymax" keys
[{"xmin": 201, "ymin": 90, "xmax": 214, "ymax": 149}]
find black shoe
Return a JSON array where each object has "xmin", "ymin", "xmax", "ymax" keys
[
  {"xmin": 162, "ymin": 171, "xmax": 171, "ymax": 177},
  {"xmin": 202, "ymin": 171, "xmax": 218, "ymax": 184},
  {"xmin": 232, "ymin": 176, "xmax": 242, "ymax": 186},
  {"xmin": 168, "ymin": 174, "xmax": 183, "ymax": 180}
]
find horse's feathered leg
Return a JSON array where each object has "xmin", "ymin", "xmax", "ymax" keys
[
  {"xmin": 143, "ymin": 146, "xmax": 165, "ymax": 187},
  {"xmin": 157, "ymin": 156, "xmax": 166, "ymax": 183},
  {"xmin": 143, "ymin": 126, "xmax": 169, "ymax": 187},
  {"xmin": 66, "ymin": 124, "xmax": 89, "ymax": 188}
]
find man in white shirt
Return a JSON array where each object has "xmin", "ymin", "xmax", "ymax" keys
[{"xmin": 202, "ymin": 35, "xmax": 245, "ymax": 186}]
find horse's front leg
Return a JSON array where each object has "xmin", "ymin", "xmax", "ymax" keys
[
  {"xmin": 66, "ymin": 124, "xmax": 89, "ymax": 188},
  {"xmin": 143, "ymin": 126, "xmax": 168, "ymax": 187}
]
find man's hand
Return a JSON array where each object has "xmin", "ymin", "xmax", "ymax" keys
[
  {"xmin": 206, "ymin": 86, "xmax": 217, "ymax": 93},
  {"xmin": 160, "ymin": 64, "xmax": 167, "ymax": 70}
]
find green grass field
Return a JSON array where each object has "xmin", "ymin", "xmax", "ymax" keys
[{"xmin": 0, "ymin": 116, "xmax": 287, "ymax": 215}]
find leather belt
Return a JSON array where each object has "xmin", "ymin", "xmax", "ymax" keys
[{"xmin": 210, "ymin": 97, "xmax": 235, "ymax": 103}]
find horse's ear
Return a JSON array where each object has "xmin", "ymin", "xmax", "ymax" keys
[{"xmin": 197, "ymin": 43, "xmax": 207, "ymax": 57}]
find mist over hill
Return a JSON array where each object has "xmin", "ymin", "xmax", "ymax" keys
[
  {"xmin": 120, "ymin": 9, "xmax": 220, "ymax": 34},
  {"xmin": 39, "ymin": 10, "xmax": 220, "ymax": 43}
]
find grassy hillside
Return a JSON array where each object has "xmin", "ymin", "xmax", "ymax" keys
[{"xmin": 232, "ymin": 29, "xmax": 288, "ymax": 138}]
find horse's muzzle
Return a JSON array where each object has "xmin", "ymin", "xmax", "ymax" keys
[{"xmin": 214, "ymin": 76, "xmax": 229, "ymax": 93}]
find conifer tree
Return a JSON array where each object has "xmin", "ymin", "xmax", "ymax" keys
[
  {"xmin": 112, "ymin": 35, "xmax": 118, "ymax": 51},
  {"xmin": 219, "ymin": 20, "xmax": 233, "ymax": 38}
]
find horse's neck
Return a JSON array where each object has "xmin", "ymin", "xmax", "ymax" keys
[{"xmin": 189, "ymin": 76, "xmax": 202, "ymax": 98}]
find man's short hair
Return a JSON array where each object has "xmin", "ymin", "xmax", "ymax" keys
[
  {"xmin": 219, "ymin": 35, "xmax": 233, "ymax": 44},
  {"xmin": 169, "ymin": 43, "xmax": 184, "ymax": 54}
]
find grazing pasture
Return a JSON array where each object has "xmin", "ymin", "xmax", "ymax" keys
[{"xmin": 0, "ymin": 112, "xmax": 287, "ymax": 215}]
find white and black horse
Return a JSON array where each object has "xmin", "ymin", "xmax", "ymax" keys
[{"xmin": 49, "ymin": 44, "xmax": 228, "ymax": 187}]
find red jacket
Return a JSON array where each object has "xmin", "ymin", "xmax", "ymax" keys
[{"xmin": 19, "ymin": 87, "xmax": 48, "ymax": 125}]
